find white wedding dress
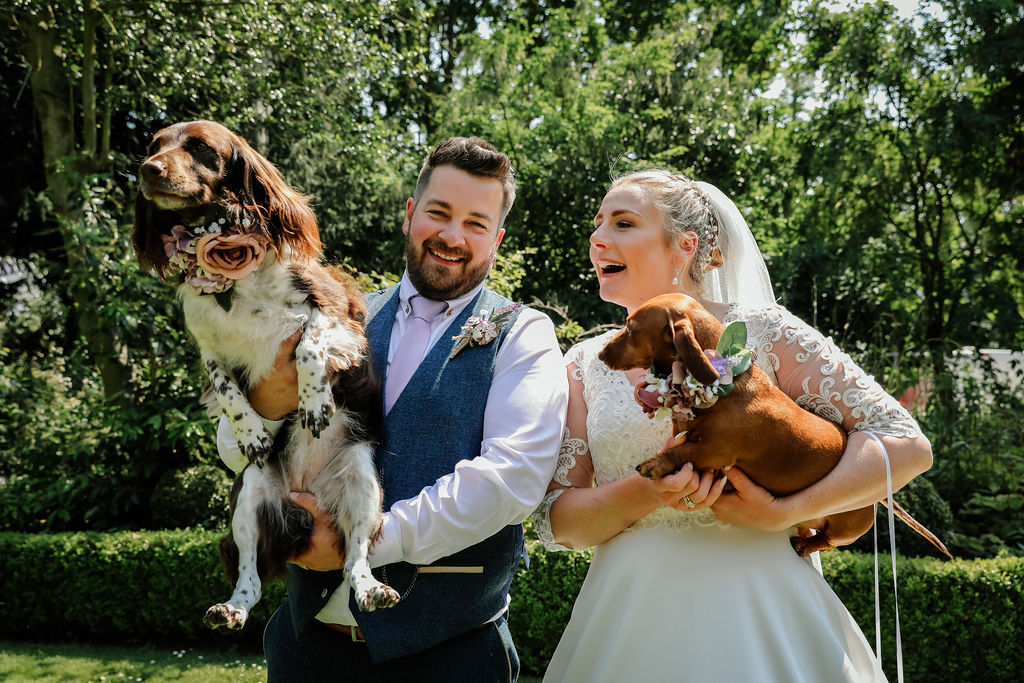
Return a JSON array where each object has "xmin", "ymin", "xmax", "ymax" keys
[{"xmin": 536, "ymin": 304, "xmax": 924, "ymax": 683}]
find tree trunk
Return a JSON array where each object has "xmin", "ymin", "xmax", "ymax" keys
[{"xmin": 20, "ymin": 6, "xmax": 132, "ymax": 404}]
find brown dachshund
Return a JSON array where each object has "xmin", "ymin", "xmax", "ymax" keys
[{"xmin": 599, "ymin": 293, "xmax": 950, "ymax": 557}]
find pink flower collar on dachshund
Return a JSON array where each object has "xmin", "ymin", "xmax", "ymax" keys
[
  {"xmin": 635, "ymin": 321, "xmax": 753, "ymax": 424},
  {"xmin": 161, "ymin": 207, "xmax": 268, "ymax": 309}
]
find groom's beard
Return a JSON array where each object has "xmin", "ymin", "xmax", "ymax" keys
[{"xmin": 406, "ymin": 236, "xmax": 495, "ymax": 301}]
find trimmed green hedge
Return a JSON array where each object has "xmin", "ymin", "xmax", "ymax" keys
[
  {"xmin": 2, "ymin": 531, "xmax": 1021, "ymax": 680},
  {"xmin": 821, "ymin": 550, "xmax": 1024, "ymax": 681},
  {"xmin": 0, "ymin": 530, "xmax": 282, "ymax": 651}
]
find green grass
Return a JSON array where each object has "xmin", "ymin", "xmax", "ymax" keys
[
  {"xmin": 0, "ymin": 640, "xmax": 543, "ymax": 682},
  {"xmin": 0, "ymin": 641, "xmax": 267, "ymax": 683}
]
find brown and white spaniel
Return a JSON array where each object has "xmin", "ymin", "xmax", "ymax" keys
[{"xmin": 133, "ymin": 120, "xmax": 398, "ymax": 631}]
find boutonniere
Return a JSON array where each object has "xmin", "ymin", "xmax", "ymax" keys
[
  {"xmin": 634, "ymin": 321, "xmax": 753, "ymax": 423},
  {"xmin": 160, "ymin": 208, "xmax": 267, "ymax": 312},
  {"xmin": 449, "ymin": 302, "xmax": 523, "ymax": 359}
]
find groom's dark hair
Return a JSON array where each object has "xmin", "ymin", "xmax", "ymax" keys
[{"xmin": 413, "ymin": 136, "xmax": 517, "ymax": 225}]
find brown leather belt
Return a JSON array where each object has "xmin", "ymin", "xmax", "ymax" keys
[{"xmin": 324, "ymin": 622, "xmax": 366, "ymax": 642}]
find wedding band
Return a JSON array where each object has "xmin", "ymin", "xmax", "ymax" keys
[{"xmin": 682, "ymin": 495, "xmax": 696, "ymax": 509}]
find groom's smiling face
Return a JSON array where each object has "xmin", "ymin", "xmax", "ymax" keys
[{"xmin": 403, "ymin": 164, "xmax": 505, "ymax": 301}]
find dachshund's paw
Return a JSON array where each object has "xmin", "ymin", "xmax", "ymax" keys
[
  {"xmin": 791, "ymin": 534, "xmax": 833, "ymax": 557},
  {"xmin": 238, "ymin": 428, "xmax": 274, "ymax": 468},
  {"xmin": 636, "ymin": 455, "xmax": 678, "ymax": 480},
  {"xmin": 355, "ymin": 583, "xmax": 401, "ymax": 612},
  {"xmin": 204, "ymin": 603, "xmax": 248, "ymax": 632}
]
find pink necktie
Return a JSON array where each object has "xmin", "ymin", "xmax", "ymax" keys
[{"xmin": 385, "ymin": 295, "xmax": 448, "ymax": 413}]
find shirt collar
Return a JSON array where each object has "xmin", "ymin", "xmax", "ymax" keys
[{"xmin": 397, "ymin": 271, "xmax": 485, "ymax": 318}]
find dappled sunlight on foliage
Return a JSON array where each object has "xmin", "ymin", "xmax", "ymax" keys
[{"xmin": 0, "ymin": 0, "xmax": 1020, "ymax": 558}]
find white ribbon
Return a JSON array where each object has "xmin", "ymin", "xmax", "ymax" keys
[{"xmin": 866, "ymin": 431, "xmax": 903, "ymax": 683}]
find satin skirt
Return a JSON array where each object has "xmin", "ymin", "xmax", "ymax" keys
[{"xmin": 542, "ymin": 524, "xmax": 885, "ymax": 683}]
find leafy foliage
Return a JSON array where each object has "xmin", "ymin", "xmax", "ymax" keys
[
  {"xmin": 0, "ymin": 169, "xmax": 217, "ymax": 531},
  {"xmin": 823, "ymin": 548, "xmax": 1024, "ymax": 682},
  {"xmin": 0, "ymin": 529, "xmax": 282, "ymax": 650},
  {"xmin": 916, "ymin": 351, "xmax": 1024, "ymax": 556},
  {"xmin": 848, "ymin": 473, "xmax": 957, "ymax": 559},
  {"xmin": 149, "ymin": 464, "xmax": 233, "ymax": 531},
  {"xmin": 778, "ymin": 0, "xmax": 1024, "ymax": 359},
  {"xmin": 0, "ymin": 0, "xmax": 1020, "ymax": 557}
]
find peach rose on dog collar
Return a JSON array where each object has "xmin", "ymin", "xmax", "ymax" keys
[{"xmin": 195, "ymin": 232, "xmax": 268, "ymax": 280}]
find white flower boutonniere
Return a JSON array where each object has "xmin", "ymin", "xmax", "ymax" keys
[{"xmin": 449, "ymin": 302, "xmax": 523, "ymax": 359}]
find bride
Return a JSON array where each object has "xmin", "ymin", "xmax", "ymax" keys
[{"xmin": 534, "ymin": 170, "xmax": 932, "ymax": 682}]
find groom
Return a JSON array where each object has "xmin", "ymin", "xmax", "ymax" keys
[{"xmin": 217, "ymin": 136, "xmax": 568, "ymax": 681}]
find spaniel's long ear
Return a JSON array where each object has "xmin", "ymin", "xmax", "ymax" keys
[
  {"xmin": 229, "ymin": 136, "xmax": 321, "ymax": 261},
  {"xmin": 132, "ymin": 191, "xmax": 171, "ymax": 277},
  {"xmin": 348, "ymin": 292, "xmax": 368, "ymax": 328},
  {"xmin": 670, "ymin": 313, "xmax": 720, "ymax": 385}
]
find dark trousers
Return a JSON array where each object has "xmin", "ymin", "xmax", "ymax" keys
[{"xmin": 263, "ymin": 600, "xmax": 520, "ymax": 683}]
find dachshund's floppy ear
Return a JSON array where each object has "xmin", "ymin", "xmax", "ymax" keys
[
  {"xmin": 229, "ymin": 136, "xmax": 321, "ymax": 261},
  {"xmin": 131, "ymin": 191, "xmax": 171, "ymax": 277},
  {"xmin": 669, "ymin": 312, "xmax": 720, "ymax": 385}
]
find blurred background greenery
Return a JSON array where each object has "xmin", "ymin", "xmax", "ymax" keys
[{"xmin": 0, "ymin": 0, "xmax": 1021, "ymax": 561}]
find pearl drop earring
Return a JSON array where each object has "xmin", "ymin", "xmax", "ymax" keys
[{"xmin": 672, "ymin": 268, "xmax": 679, "ymax": 286}]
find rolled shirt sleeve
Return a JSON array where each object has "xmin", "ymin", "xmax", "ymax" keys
[{"xmin": 370, "ymin": 307, "xmax": 569, "ymax": 567}]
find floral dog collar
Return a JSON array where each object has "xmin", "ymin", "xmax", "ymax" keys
[
  {"xmin": 635, "ymin": 321, "xmax": 753, "ymax": 423},
  {"xmin": 161, "ymin": 208, "xmax": 268, "ymax": 310}
]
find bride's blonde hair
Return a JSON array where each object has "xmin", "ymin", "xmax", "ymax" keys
[{"xmin": 609, "ymin": 169, "xmax": 722, "ymax": 299}]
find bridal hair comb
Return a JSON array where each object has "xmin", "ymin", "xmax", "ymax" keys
[{"xmin": 684, "ymin": 177, "xmax": 723, "ymax": 272}]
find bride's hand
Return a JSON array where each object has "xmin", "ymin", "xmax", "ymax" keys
[
  {"xmin": 645, "ymin": 462, "xmax": 729, "ymax": 512},
  {"xmin": 710, "ymin": 466, "xmax": 794, "ymax": 531}
]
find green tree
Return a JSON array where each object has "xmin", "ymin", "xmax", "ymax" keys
[
  {"xmin": 781, "ymin": 0, "xmax": 1023, "ymax": 363},
  {"xmin": 0, "ymin": 0, "xmax": 420, "ymax": 529},
  {"xmin": 437, "ymin": 1, "xmax": 794, "ymax": 325}
]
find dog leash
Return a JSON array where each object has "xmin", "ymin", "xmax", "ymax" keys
[{"xmin": 866, "ymin": 431, "xmax": 903, "ymax": 683}]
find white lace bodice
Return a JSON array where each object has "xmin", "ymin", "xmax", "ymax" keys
[
  {"xmin": 533, "ymin": 303, "xmax": 923, "ymax": 550},
  {"xmin": 567, "ymin": 328, "xmax": 725, "ymax": 532}
]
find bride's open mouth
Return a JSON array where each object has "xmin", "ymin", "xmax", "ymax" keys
[{"xmin": 598, "ymin": 261, "xmax": 626, "ymax": 276}]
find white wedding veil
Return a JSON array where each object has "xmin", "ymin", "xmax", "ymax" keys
[{"xmin": 696, "ymin": 181, "xmax": 776, "ymax": 309}]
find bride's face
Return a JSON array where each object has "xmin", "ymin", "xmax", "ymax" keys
[{"xmin": 590, "ymin": 183, "xmax": 689, "ymax": 314}]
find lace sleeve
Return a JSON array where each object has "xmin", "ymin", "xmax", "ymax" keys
[
  {"xmin": 533, "ymin": 429, "xmax": 590, "ymax": 552},
  {"xmin": 751, "ymin": 306, "xmax": 923, "ymax": 438},
  {"xmin": 564, "ymin": 343, "xmax": 585, "ymax": 375},
  {"xmin": 532, "ymin": 345, "xmax": 595, "ymax": 552}
]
